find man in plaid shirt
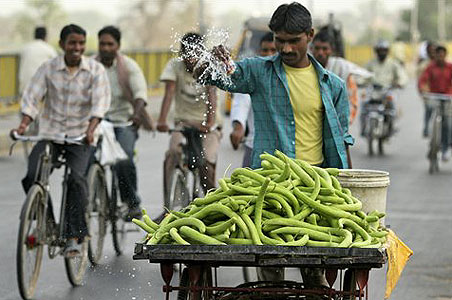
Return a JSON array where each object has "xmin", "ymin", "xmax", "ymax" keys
[{"xmin": 12, "ymin": 24, "xmax": 111, "ymax": 257}]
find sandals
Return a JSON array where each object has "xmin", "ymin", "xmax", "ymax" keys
[{"xmin": 64, "ymin": 239, "xmax": 82, "ymax": 258}]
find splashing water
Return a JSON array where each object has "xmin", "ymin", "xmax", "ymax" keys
[{"xmin": 170, "ymin": 27, "xmax": 234, "ymax": 89}]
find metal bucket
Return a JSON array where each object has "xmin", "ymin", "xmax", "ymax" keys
[{"xmin": 337, "ymin": 169, "xmax": 390, "ymax": 223}]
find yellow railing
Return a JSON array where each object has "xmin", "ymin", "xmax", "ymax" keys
[
  {"xmin": 0, "ymin": 51, "xmax": 175, "ymax": 106},
  {"xmin": 0, "ymin": 54, "xmax": 19, "ymax": 102}
]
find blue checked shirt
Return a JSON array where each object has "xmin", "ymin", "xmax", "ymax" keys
[{"xmin": 213, "ymin": 53, "xmax": 354, "ymax": 169}]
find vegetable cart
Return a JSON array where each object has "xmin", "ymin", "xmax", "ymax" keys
[{"xmin": 133, "ymin": 243, "xmax": 387, "ymax": 300}]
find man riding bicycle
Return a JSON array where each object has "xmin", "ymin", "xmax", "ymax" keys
[
  {"xmin": 96, "ymin": 25, "xmax": 152, "ymax": 220},
  {"xmin": 12, "ymin": 24, "xmax": 111, "ymax": 257},
  {"xmin": 418, "ymin": 45, "xmax": 452, "ymax": 161},
  {"xmin": 157, "ymin": 32, "xmax": 221, "ymax": 206}
]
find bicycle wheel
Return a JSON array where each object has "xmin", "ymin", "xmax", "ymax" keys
[
  {"xmin": 111, "ymin": 171, "xmax": 127, "ymax": 256},
  {"xmin": 16, "ymin": 184, "xmax": 46, "ymax": 300},
  {"xmin": 64, "ymin": 239, "xmax": 89, "ymax": 286},
  {"xmin": 378, "ymin": 138, "xmax": 384, "ymax": 155},
  {"xmin": 367, "ymin": 118, "xmax": 378, "ymax": 156},
  {"xmin": 166, "ymin": 168, "xmax": 188, "ymax": 211},
  {"xmin": 429, "ymin": 113, "xmax": 441, "ymax": 174},
  {"xmin": 177, "ymin": 266, "xmax": 213, "ymax": 300},
  {"xmin": 86, "ymin": 163, "xmax": 108, "ymax": 265},
  {"xmin": 192, "ymin": 170, "xmax": 205, "ymax": 201}
]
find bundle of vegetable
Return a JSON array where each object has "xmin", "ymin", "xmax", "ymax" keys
[{"xmin": 133, "ymin": 150, "xmax": 388, "ymax": 248}]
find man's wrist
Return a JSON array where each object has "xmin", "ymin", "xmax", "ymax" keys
[{"xmin": 232, "ymin": 120, "xmax": 244, "ymax": 131}]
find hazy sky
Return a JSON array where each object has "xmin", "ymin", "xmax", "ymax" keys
[{"xmin": 0, "ymin": 0, "xmax": 413, "ymax": 19}]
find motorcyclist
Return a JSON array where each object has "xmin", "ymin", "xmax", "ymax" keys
[{"xmin": 361, "ymin": 40, "xmax": 408, "ymax": 137}]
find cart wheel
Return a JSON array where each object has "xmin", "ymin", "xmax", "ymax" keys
[{"xmin": 178, "ymin": 266, "xmax": 212, "ymax": 300}]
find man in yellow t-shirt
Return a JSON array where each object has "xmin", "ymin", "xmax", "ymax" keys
[{"xmin": 193, "ymin": 2, "xmax": 353, "ymax": 290}]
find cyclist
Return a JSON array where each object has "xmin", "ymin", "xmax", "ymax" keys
[
  {"xmin": 11, "ymin": 24, "xmax": 111, "ymax": 257},
  {"xmin": 18, "ymin": 26, "xmax": 58, "ymax": 137},
  {"xmin": 19, "ymin": 26, "xmax": 57, "ymax": 95},
  {"xmin": 417, "ymin": 41, "xmax": 437, "ymax": 137},
  {"xmin": 361, "ymin": 40, "xmax": 408, "ymax": 136},
  {"xmin": 311, "ymin": 30, "xmax": 372, "ymax": 124},
  {"xmin": 96, "ymin": 25, "xmax": 152, "ymax": 220},
  {"xmin": 193, "ymin": 1, "xmax": 353, "ymax": 292},
  {"xmin": 418, "ymin": 45, "xmax": 452, "ymax": 161},
  {"xmin": 229, "ymin": 32, "xmax": 277, "ymax": 167},
  {"xmin": 157, "ymin": 32, "xmax": 221, "ymax": 204}
]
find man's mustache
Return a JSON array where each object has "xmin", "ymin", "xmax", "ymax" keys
[{"xmin": 281, "ymin": 53, "xmax": 296, "ymax": 58}]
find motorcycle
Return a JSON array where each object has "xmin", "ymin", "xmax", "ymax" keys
[{"xmin": 360, "ymin": 84, "xmax": 397, "ymax": 156}]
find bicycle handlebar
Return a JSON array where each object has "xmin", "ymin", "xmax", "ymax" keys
[
  {"xmin": 9, "ymin": 131, "xmax": 86, "ymax": 156},
  {"xmin": 422, "ymin": 93, "xmax": 452, "ymax": 101},
  {"xmin": 11, "ymin": 131, "xmax": 86, "ymax": 144},
  {"xmin": 108, "ymin": 120, "xmax": 134, "ymax": 128}
]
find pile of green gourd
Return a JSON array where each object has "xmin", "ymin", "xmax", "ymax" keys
[{"xmin": 133, "ymin": 150, "xmax": 388, "ymax": 248}]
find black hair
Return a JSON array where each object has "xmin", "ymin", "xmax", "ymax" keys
[
  {"xmin": 268, "ymin": 2, "xmax": 312, "ymax": 34},
  {"xmin": 34, "ymin": 26, "xmax": 46, "ymax": 40},
  {"xmin": 313, "ymin": 30, "xmax": 334, "ymax": 46},
  {"xmin": 60, "ymin": 24, "xmax": 86, "ymax": 42},
  {"xmin": 180, "ymin": 32, "xmax": 204, "ymax": 54},
  {"xmin": 436, "ymin": 45, "xmax": 447, "ymax": 53},
  {"xmin": 260, "ymin": 32, "xmax": 274, "ymax": 45},
  {"xmin": 98, "ymin": 25, "xmax": 121, "ymax": 44}
]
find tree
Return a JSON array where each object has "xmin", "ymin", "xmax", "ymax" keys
[
  {"xmin": 119, "ymin": 0, "xmax": 203, "ymax": 50},
  {"xmin": 399, "ymin": 0, "xmax": 452, "ymax": 42},
  {"xmin": 14, "ymin": 0, "xmax": 67, "ymax": 43}
]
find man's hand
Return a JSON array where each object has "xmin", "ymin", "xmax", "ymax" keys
[
  {"xmin": 420, "ymin": 86, "xmax": 430, "ymax": 94},
  {"xmin": 130, "ymin": 112, "xmax": 142, "ymax": 128},
  {"xmin": 193, "ymin": 44, "xmax": 232, "ymax": 80},
  {"xmin": 156, "ymin": 119, "xmax": 169, "ymax": 132},
  {"xmin": 85, "ymin": 128, "xmax": 95, "ymax": 145},
  {"xmin": 85, "ymin": 117, "xmax": 101, "ymax": 145},
  {"xmin": 130, "ymin": 98, "xmax": 147, "ymax": 128},
  {"xmin": 199, "ymin": 119, "xmax": 215, "ymax": 134},
  {"xmin": 11, "ymin": 115, "xmax": 32, "ymax": 139},
  {"xmin": 230, "ymin": 121, "xmax": 244, "ymax": 150}
]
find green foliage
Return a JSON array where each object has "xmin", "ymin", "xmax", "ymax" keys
[
  {"xmin": 14, "ymin": 0, "xmax": 67, "ymax": 43},
  {"xmin": 399, "ymin": 0, "xmax": 452, "ymax": 41}
]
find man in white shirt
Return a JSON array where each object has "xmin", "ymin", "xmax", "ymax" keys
[
  {"xmin": 157, "ymin": 32, "xmax": 221, "ymax": 204},
  {"xmin": 311, "ymin": 30, "xmax": 373, "ymax": 124},
  {"xmin": 229, "ymin": 32, "xmax": 277, "ymax": 167},
  {"xmin": 19, "ymin": 26, "xmax": 58, "ymax": 94}
]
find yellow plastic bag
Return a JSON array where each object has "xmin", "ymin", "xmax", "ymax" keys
[{"xmin": 384, "ymin": 229, "xmax": 413, "ymax": 299}]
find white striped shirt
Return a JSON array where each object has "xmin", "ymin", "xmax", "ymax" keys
[{"xmin": 21, "ymin": 55, "xmax": 111, "ymax": 140}]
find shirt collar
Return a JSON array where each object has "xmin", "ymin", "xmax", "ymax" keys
[
  {"xmin": 270, "ymin": 53, "xmax": 329, "ymax": 81},
  {"xmin": 56, "ymin": 55, "xmax": 90, "ymax": 71}
]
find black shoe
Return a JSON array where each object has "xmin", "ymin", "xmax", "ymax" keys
[
  {"xmin": 125, "ymin": 206, "xmax": 142, "ymax": 222},
  {"xmin": 64, "ymin": 239, "xmax": 82, "ymax": 258}
]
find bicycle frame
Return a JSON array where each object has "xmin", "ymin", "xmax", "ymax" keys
[
  {"xmin": 11, "ymin": 133, "xmax": 86, "ymax": 251},
  {"xmin": 171, "ymin": 127, "xmax": 206, "ymax": 198},
  {"xmin": 36, "ymin": 142, "xmax": 71, "ymax": 250}
]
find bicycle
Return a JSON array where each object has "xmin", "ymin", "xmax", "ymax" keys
[
  {"xmin": 423, "ymin": 93, "xmax": 452, "ymax": 174},
  {"xmin": 165, "ymin": 127, "xmax": 207, "ymax": 213},
  {"xmin": 86, "ymin": 121, "xmax": 138, "ymax": 264},
  {"xmin": 11, "ymin": 132, "xmax": 91, "ymax": 300}
]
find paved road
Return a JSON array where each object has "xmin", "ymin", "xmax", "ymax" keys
[{"xmin": 1, "ymin": 82, "xmax": 451, "ymax": 300}]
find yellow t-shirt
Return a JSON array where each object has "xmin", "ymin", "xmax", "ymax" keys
[{"xmin": 283, "ymin": 62, "xmax": 324, "ymax": 165}]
